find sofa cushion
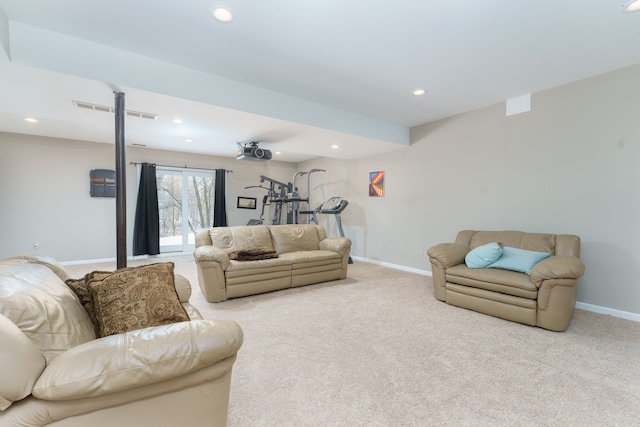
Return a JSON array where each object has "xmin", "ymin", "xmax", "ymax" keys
[
  {"xmin": 468, "ymin": 231, "xmax": 556, "ymax": 254},
  {"xmin": 279, "ymin": 250, "xmax": 342, "ymax": 265},
  {"xmin": 87, "ymin": 263, "xmax": 190, "ymax": 338},
  {"xmin": 465, "ymin": 242, "xmax": 503, "ymax": 268},
  {"xmin": 225, "ymin": 257, "xmax": 292, "ymax": 274},
  {"xmin": 446, "ymin": 264, "xmax": 538, "ymax": 298},
  {"xmin": 0, "ymin": 259, "xmax": 96, "ymax": 362},
  {"xmin": 210, "ymin": 226, "xmax": 274, "ymax": 253},
  {"xmin": 269, "ymin": 225, "xmax": 320, "ymax": 254},
  {"xmin": 487, "ymin": 246, "xmax": 550, "ymax": 275},
  {"xmin": 0, "ymin": 314, "xmax": 47, "ymax": 411}
]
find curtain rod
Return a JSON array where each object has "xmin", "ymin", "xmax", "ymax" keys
[{"xmin": 129, "ymin": 162, "xmax": 233, "ymax": 173}]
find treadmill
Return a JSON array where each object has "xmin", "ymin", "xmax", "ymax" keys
[{"xmin": 302, "ymin": 197, "xmax": 353, "ymax": 264}]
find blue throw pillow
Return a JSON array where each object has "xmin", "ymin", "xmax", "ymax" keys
[
  {"xmin": 487, "ymin": 246, "xmax": 550, "ymax": 275},
  {"xmin": 465, "ymin": 242, "xmax": 503, "ymax": 268}
]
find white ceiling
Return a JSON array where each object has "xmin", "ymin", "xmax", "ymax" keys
[{"xmin": 1, "ymin": 1, "xmax": 639, "ymax": 163}]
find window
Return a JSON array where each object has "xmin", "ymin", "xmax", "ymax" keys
[{"xmin": 156, "ymin": 167, "xmax": 215, "ymax": 253}]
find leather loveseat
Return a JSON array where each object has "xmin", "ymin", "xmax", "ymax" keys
[
  {"xmin": 427, "ymin": 230, "xmax": 585, "ymax": 331},
  {"xmin": 0, "ymin": 255, "xmax": 243, "ymax": 427},
  {"xmin": 194, "ymin": 224, "xmax": 352, "ymax": 302}
]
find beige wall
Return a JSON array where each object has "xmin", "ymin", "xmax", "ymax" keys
[
  {"xmin": 2, "ymin": 64, "xmax": 639, "ymax": 316},
  {"xmin": 300, "ymin": 64, "xmax": 640, "ymax": 316},
  {"xmin": 0, "ymin": 132, "xmax": 296, "ymax": 261}
]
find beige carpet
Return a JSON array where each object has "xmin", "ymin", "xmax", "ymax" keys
[{"xmin": 67, "ymin": 256, "xmax": 640, "ymax": 426}]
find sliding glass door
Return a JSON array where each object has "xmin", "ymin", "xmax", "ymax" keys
[{"xmin": 156, "ymin": 167, "xmax": 215, "ymax": 253}]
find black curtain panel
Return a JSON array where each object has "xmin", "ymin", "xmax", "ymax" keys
[
  {"xmin": 213, "ymin": 169, "xmax": 227, "ymax": 227},
  {"xmin": 133, "ymin": 163, "xmax": 160, "ymax": 255}
]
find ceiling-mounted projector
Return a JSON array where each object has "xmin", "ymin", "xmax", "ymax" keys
[{"xmin": 236, "ymin": 141, "xmax": 272, "ymax": 161}]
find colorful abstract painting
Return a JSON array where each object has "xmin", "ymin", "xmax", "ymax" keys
[{"xmin": 369, "ymin": 171, "xmax": 384, "ymax": 197}]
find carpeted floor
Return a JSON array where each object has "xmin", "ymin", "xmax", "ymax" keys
[{"xmin": 66, "ymin": 256, "xmax": 640, "ymax": 426}]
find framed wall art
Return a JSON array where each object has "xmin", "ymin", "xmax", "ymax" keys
[
  {"xmin": 369, "ymin": 171, "xmax": 384, "ymax": 197},
  {"xmin": 90, "ymin": 169, "xmax": 116, "ymax": 197},
  {"xmin": 237, "ymin": 196, "xmax": 257, "ymax": 209}
]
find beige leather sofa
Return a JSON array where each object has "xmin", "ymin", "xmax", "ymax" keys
[
  {"xmin": 427, "ymin": 230, "xmax": 585, "ymax": 331},
  {"xmin": 0, "ymin": 255, "xmax": 243, "ymax": 427},
  {"xmin": 194, "ymin": 224, "xmax": 352, "ymax": 302}
]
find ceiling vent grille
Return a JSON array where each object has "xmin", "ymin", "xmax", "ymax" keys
[{"xmin": 72, "ymin": 100, "xmax": 158, "ymax": 120}]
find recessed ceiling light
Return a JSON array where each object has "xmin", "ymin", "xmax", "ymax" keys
[
  {"xmin": 413, "ymin": 89, "xmax": 427, "ymax": 96},
  {"xmin": 275, "ymin": 151, "xmax": 281, "ymax": 155},
  {"xmin": 211, "ymin": 7, "xmax": 234, "ymax": 23},
  {"xmin": 25, "ymin": 117, "xmax": 38, "ymax": 123},
  {"xmin": 173, "ymin": 118, "xmax": 184, "ymax": 124},
  {"xmin": 185, "ymin": 139, "xmax": 192, "ymax": 143},
  {"xmin": 331, "ymin": 144, "xmax": 339, "ymax": 149},
  {"xmin": 623, "ymin": 0, "xmax": 640, "ymax": 12}
]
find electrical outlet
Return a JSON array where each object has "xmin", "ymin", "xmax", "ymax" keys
[
  {"xmin": 419, "ymin": 247, "xmax": 423, "ymax": 254},
  {"xmin": 33, "ymin": 243, "xmax": 39, "ymax": 249}
]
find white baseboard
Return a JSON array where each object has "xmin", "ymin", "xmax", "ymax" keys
[
  {"xmin": 60, "ymin": 252, "xmax": 190, "ymax": 266},
  {"xmin": 575, "ymin": 302, "xmax": 640, "ymax": 323},
  {"xmin": 352, "ymin": 257, "xmax": 639, "ymax": 323},
  {"xmin": 351, "ymin": 256, "xmax": 431, "ymax": 276},
  {"xmin": 61, "ymin": 257, "xmax": 118, "ymax": 266}
]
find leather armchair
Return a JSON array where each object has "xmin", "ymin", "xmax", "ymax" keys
[{"xmin": 0, "ymin": 255, "xmax": 243, "ymax": 426}]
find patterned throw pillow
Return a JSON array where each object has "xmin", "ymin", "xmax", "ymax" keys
[
  {"xmin": 86, "ymin": 263, "xmax": 190, "ymax": 338},
  {"xmin": 65, "ymin": 271, "xmax": 112, "ymax": 336}
]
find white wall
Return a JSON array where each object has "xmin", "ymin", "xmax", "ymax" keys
[
  {"xmin": 0, "ymin": 132, "xmax": 296, "ymax": 261},
  {"xmin": 299, "ymin": 64, "xmax": 640, "ymax": 316}
]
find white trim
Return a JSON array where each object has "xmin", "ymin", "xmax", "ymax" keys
[
  {"xmin": 61, "ymin": 257, "xmax": 118, "ymax": 266},
  {"xmin": 351, "ymin": 256, "xmax": 431, "ymax": 276},
  {"xmin": 60, "ymin": 252, "xmax": 190, "ymax": 266},
  {"xmin": 575, "ymin": 302, "xmax": 640, "ymax": 323}
]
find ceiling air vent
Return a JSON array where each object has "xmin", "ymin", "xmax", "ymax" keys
[
  {"xmin": 126, "ymin": 111, "xmax": 158, "ymax": 120},
  {"xmin": 72, "ymin": 100, "xmax": 158, "ymax": 120}
]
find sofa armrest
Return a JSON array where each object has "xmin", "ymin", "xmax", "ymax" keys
[
  {"xmin": 427, "ymin": 243, "xmax": 468, "ymax": 269},
  {"xmin": 193, "ymin": 246, "xmax": 230, "ymax": 302},
  {"xmin": 320, "ymin": 237, "xmax": 352, "ymax": 279},
  {"xmin": 427, "ymin": 243, "xmax": 468, "ymax": 301},
  {"xmin": 319, "ymin": 237, "xmax": 351, "ymax": 256},
  {"xmin": 174, "ymin": 274, "xmax": 192, "ymax": 303},
  {"xmin": 529, "ymin": 256, "xmax": 585, "ymax": 286},
  {"xmin": 32, "ymin": 319, "xmax": 243, "ymax": 401},
  {"xmin": 193, "ymin": 246, "xmax": 230, "ymax": 270}
]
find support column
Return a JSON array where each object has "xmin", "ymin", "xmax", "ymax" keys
[{"xmin": 114, "ymin": 92, "xmax": 127, "ymax": 269}]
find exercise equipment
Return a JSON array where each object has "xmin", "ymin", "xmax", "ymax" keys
[
  {"xmin": 289, "ymin": 168, "xmax": 326, "ymax": 224},
  {"xmin": 244, "ymin": 169, "xmax": 326, "ymax": 225},
  {"xmin": 244, "ymin": 185, "xmax": 270, "ymax": 225},
  {"xmin": 303, "ymin": 196, "xmax": 353, "ymax": 264}
]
